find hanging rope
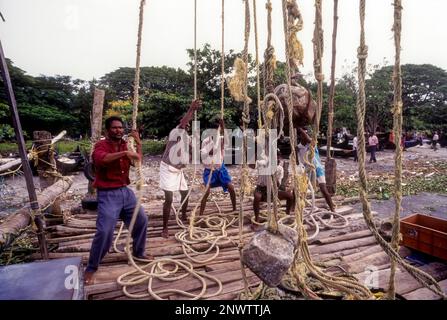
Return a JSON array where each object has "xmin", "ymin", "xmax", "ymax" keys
[
  {"xmin": 388, "ymin": 0, "xmax": 404, "ymax": 300},
  {"xmin": 308, "ymin": 0, "xmax": 324, "ymax": 192},
  {"xmin": 286, "ymin": 0, "xmax": 304, "ymax": 71},
  {"xmin": 194, "ymin": 0, "xmax": 198, "ymax": 111},
  {"xmin": 326, "ymin": 0, "xmax": 338, "ymax": 160},
  {"xmin": 263, "ymin": 0, "xmax": 277, "ymax": 96},
  {"xmin": 220, "ymin": 0, "xmax": 225, "ymax": 120},
  {"xmin": 354, "ymin": 0, "xmax": 446, "ymax": 299},
  {"xmin": 280, "ymin": 0, "xmax": 373, "ymax": 300},
  {"xmin": 252, "ymin": 0, "xmax": 262, "ymax": 129},
  {"xmin": 123, "ymin": 0, "xmax": 146, "ymax": 282},
  {"xmin": 281, "ymin": 0, "xmax": 314, "ymax": 298}
]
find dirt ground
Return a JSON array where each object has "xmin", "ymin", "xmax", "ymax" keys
[{"xmin": 1, "ymin": 143, "xmax": 446, "ymax": 221}]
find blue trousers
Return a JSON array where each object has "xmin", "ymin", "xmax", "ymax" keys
[
  {"xmin": 203, "ymin": 163, "xmax": 232, "ymax": 192},
  {"xmin": 86, "ymin": 187, "xmax": 148, "ymax": 272}
]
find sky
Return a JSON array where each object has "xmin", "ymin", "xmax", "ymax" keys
[{"xmin": 0, "ymin": 0, "xmax": 446, "ymax": 82}]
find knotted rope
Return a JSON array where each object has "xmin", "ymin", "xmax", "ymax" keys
[
  {"xmin": 355, "ymin": 0, "xmax": 446, "ymax": 299},
  {"xmin": 326, "ymin": 0, "xmax": 338, "ymax": 160}
]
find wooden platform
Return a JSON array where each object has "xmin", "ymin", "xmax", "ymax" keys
[{"xmin": 33, "ymin": 197, "xmax": 447, "ymax": 300}]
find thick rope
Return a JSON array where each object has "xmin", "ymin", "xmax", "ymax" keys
[
  {"xmin": 263, "ymin": 0, "xmax": 276, "ymax": 95},
  {"xmin": 308, "ymin": 0, "xmax": 324, "ymax": 191},
  {"xmin": 220, "ymin": 0, "xmax": 225, "ymax": 120},
  {"xmin": 194, "ymin": 0, "xmax": 198, "ymax": 106},
  {"xmin": 236, "ymin": 0, "xmax": 252, "ymax": 298},
  {"xmin": 388, "ymin": 0, "xmax": 403, "ymax": 300},
  {"xmin": 355, "ymin": 0, "xmax": 446, "ymax": 299},
  {"xmin": 281, "ymin": 0, "xmax": 372, "ymax": 300},
  {"xmin": 281, "ymin": 0, "xmax": 313, "ymax": 298},
  {"xmin": 123, "ymin": 0, "xmax": 146, "ymax": 289},
  {"xmin": 326, "ymin": 0, "xmax": 338, "ymax": 160},
  {"xmin": 252, "ymin": 0, "xmax": 262, "ymax": 129}
]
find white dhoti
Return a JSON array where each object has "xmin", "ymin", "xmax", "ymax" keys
[{"xmin": 159, "ymin": 161, "xmax": 188, "ymax": 191}]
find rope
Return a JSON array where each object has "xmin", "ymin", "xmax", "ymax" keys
[
  {"xmin": 326, "ymin": 0, "xmax": 338, "ymax": 160},
  {"xmin": 116, "ymin": 0, "xmax": 222, "ymax": 300},
  {"xmin": 263, "ymin": 0, "xmax": 276, "ymax": 95},
  {"xmin": 354, "ymin": 0, "xmax": 446, "ymax": 299},
  {"xmin": 194, "ymin": 0, "xmax": 198, "ymax": 119},
  {"xmin": 308, "ymin": 0, "xmax": 324, "ymax": 192},
  {"xmin": 252, "ymin": 0, "xmax": 262, "ymax": 129},
  {"xmin": 280, "ymin": 0, "xmax": 372, "ymax": 300},
  {"xmin": 122, "ymin": 0, "xmax": 146, "ymax": 290},
  {"xmin": 281, "ymin": 0, "xmax": 313, "ymax": 297},
  {"xmin": 388, "ymin": 0, "xmax": 403, "ymax": 300},
  {"xmin": 220, "ymin": 0, "xmax": 225, "ymax": 120},
  {"xmin": 236, "ymin": 0, "xmax": 252, "ymax": 298}
]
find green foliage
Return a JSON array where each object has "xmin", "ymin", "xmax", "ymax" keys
[
  {"xmin": 142, "ymin": 139, "xmax": 166, "ymax": 155},
  {"xmin": 139, "ymin": 91, "xmax": 191, "ymax": 137},
  {"xmin": 18, "ymin": 104, "xmax": 79, "ymax": 134},
  {"xmin": 0, "ymin": 124, "xmax": 16, "ymax": 142}
]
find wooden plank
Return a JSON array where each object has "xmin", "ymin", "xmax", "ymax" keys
[
  {"xmin": 310, "ymin": 236, "xmax": 377, "ymax": 255},
  {"xmin": 403, "ymin": 278, "xmax": 447, "ymax": 300},
  {"xmin": 355, "ymin": 262, "xmax": 447, "ymax": 296},
  {"xmin": 313, "ymin": 229, "xmax": 372, "ymax": 245}
]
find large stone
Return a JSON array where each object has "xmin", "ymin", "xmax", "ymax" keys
[{"xmin": 242, "ymin": 225, "xmax": 298, "ymax": 287}]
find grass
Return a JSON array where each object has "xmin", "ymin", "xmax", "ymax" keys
[{"xmin": 0, "ymin": 141, "xmax": 32, "ymax": 156}]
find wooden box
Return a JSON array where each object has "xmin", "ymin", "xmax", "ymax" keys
[{"xmin": 400, "ymin": 214, "xmax": 447, "ymax": 261}]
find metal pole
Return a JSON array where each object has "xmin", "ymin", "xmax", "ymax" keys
[{"xmin": 0, "ymin": 40, "xmax": 48, "ymax": 259}]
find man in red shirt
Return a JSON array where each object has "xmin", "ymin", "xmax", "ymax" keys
[{"xmin": 84, "ymin": 116, "xmax": 150, "ymax": 285}]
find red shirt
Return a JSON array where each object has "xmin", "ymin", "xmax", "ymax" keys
[{"xmin": 92, "ymin": 138, "xmax": 131, "ymax": 189}]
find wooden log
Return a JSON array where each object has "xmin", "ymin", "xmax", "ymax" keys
[
  {"xmin": 0, "ymin": 178, "xmax": 72, "ymax": 251},
  {"xmin": 313, "ymin": 229, "xmax": 372, "ymax": 245},
  {"xmin": 91, "ymin": 88, "xmax": 105, "ymax": 144},
  {"xmin": 313, "ymin": 244, "xmax": 377, "ymax": 263},
  {"xmin": 310, "ymin": 236, "xmax": 377, "ymax": 255},
  {"xmin": 403, "ymin": 278, "xmax": 447, "ymax": 300},
  {"xmin": 205, "ymin": 276, "xmax": 260, "ymax": 300},
  {"xmin": 341, "ymin": 245, "xmax": 384, "ymax": 264},
  {"xmin": 346, "ymin": 251, "xmax": 390, "ymax": 274},
  {"xmin": 355, "ymin": 262, "xmax": 447, "ymax": 296}
]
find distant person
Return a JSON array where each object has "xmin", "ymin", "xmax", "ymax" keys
[
  {"xmin": 159, "ymin": 99, "xmax": 202, "ymax": 238},
  {"xmin": 297, "ymin": 127, "xmax": 335, "ymax": 212},
  {"xmin": 84, "ymin": 116, "xmax": 150, "ymax": 285},
  {"xmin": 199, "ymin": 118, "xmax": 237, "ymax": 216},
  {"xmin": 353, "ymin": 135, "xmax": 358, "ymax": 162},
  {"xmin": 432, "ymin": 131, "xmax": 439, "ymax": 151},
  {"xmin": 368, "ymin": 132, "xmax": 379, "ymax": 163}
]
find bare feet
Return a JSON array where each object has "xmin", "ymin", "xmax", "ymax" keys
[
  {"xmin": 161, "ymin": 228, "xmax": 169, "ymax": 238},
  {"xmin": 84, "ymin": 270, "xmax": 95, "ymax": 285}
]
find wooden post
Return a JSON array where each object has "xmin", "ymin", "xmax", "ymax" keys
[
  {"xmin": 91, "ymin": 88, "xmax": 105, "ymax": 145},
  {"xmin": 33, "ymin": 131, "xmax": 57, "ymax": 188},
  {"xmin": 0, "ymin": 40, "xmax": 48, "ymax": 259},
  {"xmin": 84, "ymin": 88, "xmax": 104, "ymax": 201},
  {"xmin": 33, "ymin": 130, "xmax": 62, "ymax": 215}
]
